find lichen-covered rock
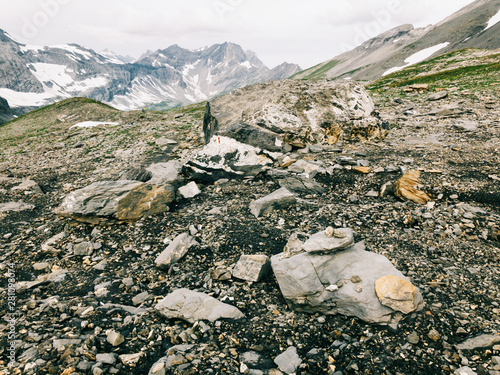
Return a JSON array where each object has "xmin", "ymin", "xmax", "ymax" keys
[
  {"xmin": 375, "ymin": 274, "xmax": 418, "ymax": 314},
  {"xmin": 394, "ymin": 170, "xmax": 431, "ymax": 205},
  {"xmin": 55, "ymin": 180, "xmax": 175, "ymax": 224}
]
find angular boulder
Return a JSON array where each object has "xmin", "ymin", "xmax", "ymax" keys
[
  {"xmin": 182, "ymin": 136, "xmax": 275, "ymax": 183},
  {"xmin": 203, "ymin": 79, "xmax": 387, "ymax": 150},
  {"xmin": 375, "ymin": 275, "xmax": 418, "ymax": 314},
  {"xmin": 232, "ymin": 254, "xmax": 271, "ymax": 282},
  {"xmin": 146, "ymin": 160, "xmax": 185, "ymax": 186},
  {"xmin": 249, "ymin": 187, "xmax": 296, "ymax": 218},
  {"xmin": 155, "ymin": 288, "xmax": 245, "ymax": 323},
  {"xmin": 55, "ymin": 180, "xmax": 175, "ymax": 224},
  {"xmin": 271, "ymin": 242, "xmax": 424, "ymax": 324}
]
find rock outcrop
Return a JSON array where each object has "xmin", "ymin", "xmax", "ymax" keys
[
  {"xmin": 182, "ymin": 136, "xmax": 275, "ymax": 183},
  {"xmin": 203, "ymin": 80, "xmax": 388, "ymax": 150}
]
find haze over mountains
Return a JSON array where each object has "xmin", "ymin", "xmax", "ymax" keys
[
  {"xmin": 0, "ymin": 31, "xmax": 300, "ymax": 116},
  {"xmin": 293, "ymin": 0, "xmax": 500, "ymax": 80},
  {"xmin": 1, "ymin": 0, "xmax": 500, "ymax": 125}
]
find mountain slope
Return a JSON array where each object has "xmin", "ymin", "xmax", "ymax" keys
[
  {"xmin": 293, "ymin": 0, "xmax": 500, "ymax": 81},
  {"xmin": 0, "ymin": 31, "xmax": 301, "ymax": 119}
]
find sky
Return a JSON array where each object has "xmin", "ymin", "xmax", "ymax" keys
[{"xmin": 0, "ymin": 0, "xmax": 476, "ymax": 69}]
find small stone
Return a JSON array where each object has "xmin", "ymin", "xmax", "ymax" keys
[
  {"xmin": 132, "ymin": 291, "xmax": 152, "ymax": 306},
  {"xmin": 408, "ymin": 331, "xmax": 420, "ymax": 344},
  {"xmin": 74, "ymin": 242, "xmax": 94, "ymax": 256},
  {"xmin": 453, "ymin": 366, "xmax": 477, "ymax": 375},
  {"xmin": 33, "ymin": 262, "xmax": 50, "ymax": 271},
  {"xmin": 350, "ymin": 275, "xmax": 361, "ymax": 283},
  {"xmin": 232, "ymin": 254, "xmax": 271, "ymax": 282},
  {"xmin": 96, "ymin": 353, "xmax": 117, "ymax": 365},
  {"xmin": 155, "ymin": 233, "xmax": 199, "ymax": 269},
  {"xmin": 178, "ymin": 181, "xmax": 201, "ymax": 199},
  {"xmin": 249, "ymin": 188, "xmax": 296, "ymax": 218},
  {"xmin": 274, "ymin": 346, "xmax": 302, "ymax": 374},
  {"xmin": 354, "ymin": 166, "xmax": 371, "ymax": 174},
  {"xmin": 119, "ymin": 353, "xmax": 142, "ymax": 367},
  {"xmin": 428, "ymin": 329, "xmax": 441, "ymax": 342},
  {"xmin": 107, "ymin": 331, "xmax": 125, "ymax": 346}
]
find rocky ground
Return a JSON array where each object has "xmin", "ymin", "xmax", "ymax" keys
[{"xmin": 0, "ymin": 81, "xmax": 499, "ymax": 375}]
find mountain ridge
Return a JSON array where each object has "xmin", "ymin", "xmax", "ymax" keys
[
  {"xmin": 292, "ymin": 0, "xmax": 500, "ymax": 81},
  {"xmin": 0, "ymin": 31, "xmax": 301, "ymax": 122}
]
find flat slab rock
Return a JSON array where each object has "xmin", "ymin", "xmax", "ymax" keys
[
  {"xmin": 0, "ymin": 201, "xmax": 35, "ymax": 212},
  {"xmin": 155, "ymin": 288, "xmax": 245, "ymax": 323},
  {"xmin": 55, "ymin": 180, "xmax": 175, "ymax": 224},
  {"xmin": 271, "ymin": 242, "xmax": 424, "ymax": 324}
]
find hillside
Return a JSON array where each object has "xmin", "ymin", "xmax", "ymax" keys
[
  {"xmin": 292, "ymin": 0, "xmax": 500, "ymax": 81},
  {"xmin": 0, "ymin": 49, "xmax": 499, "ymax": 375}
]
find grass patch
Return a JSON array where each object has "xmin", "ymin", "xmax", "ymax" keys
[{"xmin": 292, "ymin": 60, "xmax": 340, "ymax": 80}]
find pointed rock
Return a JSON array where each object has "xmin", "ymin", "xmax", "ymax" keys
[{"xmin": 155, "ymin": 233, "xmax": 199, "ymax": 269}]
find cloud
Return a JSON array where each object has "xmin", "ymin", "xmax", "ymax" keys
[{"xmin": 0, "ymin": 0, "xmax": 479, "ymax": 69}]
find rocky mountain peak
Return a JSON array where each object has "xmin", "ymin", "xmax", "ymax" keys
[{"xmin": 0, "ymin": 33, "xmax": 301, "ymax": 119}]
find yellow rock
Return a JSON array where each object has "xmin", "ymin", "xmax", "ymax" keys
[
  {"xmin": 394, "ymin": 170, "xmax": 431, "ymax": 205},
  {"xmin": 375, "ymin": 274, "xmax": 417, "ymax": 314},
  {"xmin": 117, "ymin": 184, "xmax": 175, "ymax": 221},
  {"xmin": 354, "ymin": 166, "xmax": 371, "ymax": 174}
]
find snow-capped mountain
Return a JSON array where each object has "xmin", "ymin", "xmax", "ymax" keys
[
  {"xmin": 293, "ymin": 0, "xmax": 500, "ymax": 81},
  {"xmin": 0, "ymin": 30, "xmax": 301, "ymax": 117}
]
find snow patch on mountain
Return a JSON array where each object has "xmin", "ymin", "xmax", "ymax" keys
[
  {"xmin": 383, "ymin": 43, "xmax": 450, "ymax": 76},
  {"xmin": 484, "ymin": 8, "xmax": 500, "ymax": 31}
]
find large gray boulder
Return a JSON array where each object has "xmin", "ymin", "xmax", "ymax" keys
[
  {"xmin": 155, "ymin": 289, "xmax": 245, "ymax": 323},
  {"xmin": 271, "ymin": 242, "xmax": 424, "ymax": 325},
  {"xmin": 203, "ymin": 79, "xmax": 387, "ymax": 150},
  {"xmin": 182, "ymin": 136, "xmax": 275, "ymax": 183},
  {"xmin": 55, "ymin": 180, "xmax": 175, "ymax": 224}
]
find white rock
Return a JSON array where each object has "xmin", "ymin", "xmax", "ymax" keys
[
  {"xmin": 274, "ymin": 346, "xmax": 302, "ymax": 374},
  {"xmin": 178, "ymin": 181, "xmax": 201, "ymax": 199},
  {"xmin": 155, "ymin": 233, "xmax": 199, "ymax": 269},
  {"xmin": 155, "ymin": 288, "xmax": 245, "ymax": 323}
]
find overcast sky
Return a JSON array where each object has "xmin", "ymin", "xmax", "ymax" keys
[{"xmin": 0, "ymin": 0, "xmax": 476, "ymax": 68}]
